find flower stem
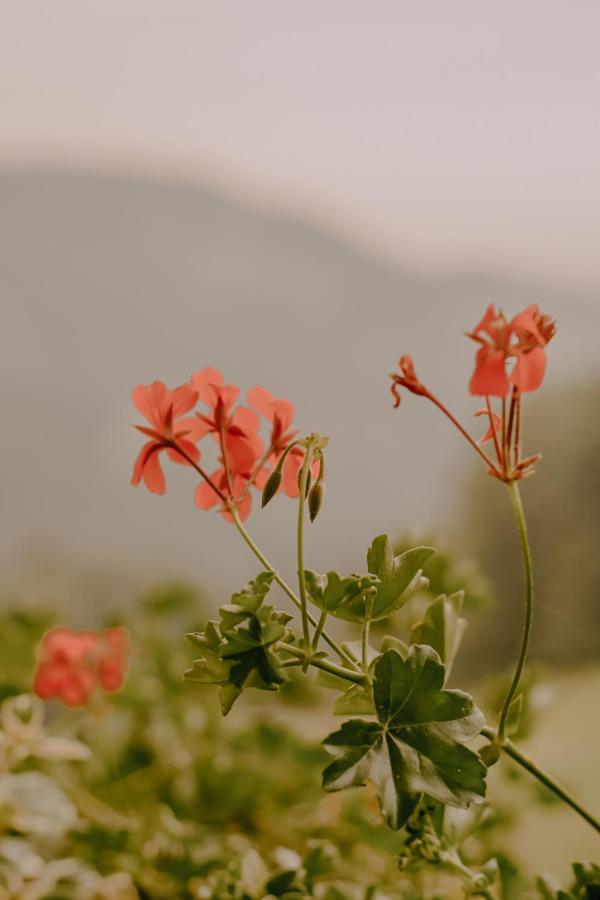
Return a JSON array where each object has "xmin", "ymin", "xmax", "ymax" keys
[
  {"xmin": 229, "ymin": 508, "xmax": 359, "ymax": 670},
  {"xmin": 312, "ymin": 611, "xmax": 328, "ymax": 651},
  {"xmin": 361, "ymin": 595, "xmax": 374, "ymax": 673},
  {"xmin": 481, "ymin": 726, "xmax": 600, "ymax": 834},
  {"xmin": 278, "ymin": 643, "xmax": 368, "ymax": 686},
  {"xmin": 427, "ymin": 393, "xmax": 502, "ymax": 476},
  {"xmin": 485, "ymin": 394, "xmax": 503, "ymax": 468},
  {"xmin": 497, "ymin": 480, "xmax": 533, "ymax": 742},
  {"xmin": 297, "ymin": 448, "xmax": 312, "ymax": 650}
]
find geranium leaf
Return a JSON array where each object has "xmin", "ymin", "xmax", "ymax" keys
[
  {"xmin": 303, "ymin": 570, "xmax": 381, "ymax": 623},
  {"xmin": 185, "ymin": 572, "xmax": 290, "ymax": 715},
  {"xmin": 367, "ymin": 536, "xmax": 435, "ymax": 620},
  {"xmin": 230, "ymin": 570, "xmax": 276, "ymax": 610},
  {"xmin": 333, "ymin": 683, "xmax": 375, "ymax": 716},
  {"xmin": 410, "ymin": 591, "xmax": 467, "ymax": 680},
  {"xmin": 322, "ymin": 646, "xmax": 486, "ymax": 829}
]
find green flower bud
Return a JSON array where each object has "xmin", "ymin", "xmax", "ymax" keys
[
  {"xmin": 308, "ymin": 482, "xmax": 323, "ymax": 521},
  {"xmin": 261, "ymin": 467, "xmax": 282, "ymax": 507}
]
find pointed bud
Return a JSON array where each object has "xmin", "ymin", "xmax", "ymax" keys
[
  {"xmin": 308, "ymin": 482, "xmax": 323, "ymax": 521},
  {"xmin": 261, "ymin": 468, "xmax": 282, "ymax": 507},
  {"xmin": 296, "ymin": 460, "xmax": 311, "ymax": 496}
]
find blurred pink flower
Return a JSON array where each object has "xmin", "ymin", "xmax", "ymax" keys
[{"xmin": 33, "ymin": 627, "xmax": 129, "ymax": 707}]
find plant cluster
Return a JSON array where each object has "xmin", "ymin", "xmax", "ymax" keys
[{"xmin": 4, "ymin": 304, "xmax": 597, "ymax": 898}]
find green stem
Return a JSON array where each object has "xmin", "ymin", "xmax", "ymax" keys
[
  {"xmin": 312, "ymin": 611, "xmax": 328, "ymax": 651},
  {"xmin": 230, "ymin": 508, "xmax": 359, "ymax": 670},
  {"xmin": 361, "ymin": 594, "xmax": 374, "ymax": 672},
  {"xmin": 297, "ymin": 449, "xmax": 312, "ymax": 650},
  {"xmin": 497, "ymin": 480, "xmax": 534, "ymax": 742},
  {"xmin": 278, "ymin": 643, "xmax": 368, "ymax": 686},
  {"xmin": 481, "ymin": 726, "xmax": 600, "ymax": 834}
]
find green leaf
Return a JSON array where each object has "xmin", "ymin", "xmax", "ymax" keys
[
  {"xmin": 367, "ymin": 535, "xmax": 435, "ymax": 619},
  {"xmin": 334, "ymin": 683, "xmax": 374, "ymax": 716},
  {"xmin": 185, "ymin": 571, "xmax": 291, "ymax": 715},
  {"xmin": 304, "ymin": 538, "xmax": 433, "ymax": 624},
  {"xmin": 184, "ymin": 621, "xmax": 238, "ymax": 714},
  {"xmin": 322, "ymin": 645, "xmax": 486, "ymax": 829},
  {"xmin": 380, "ymin": 635, "xmax": 409, "ymax": 657},
  {"xmin": 505, "ymin": 693, "xmax": 523, "ymax": 738},
  {"xmin": 230, "ymin": 570, "xmax": 276, "ymax": 610},
  {"xmin": 184, "ymin": 621, "xmax": 231, "ymax": 684},
  {"xmin": 303, "ymin": 570, "xmax": 381, "ymax": 623},
  {"xmin": 410, "ymin": 591, "xmax": 467, "ymax": 680}
]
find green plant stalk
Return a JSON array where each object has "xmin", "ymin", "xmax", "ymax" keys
[
  {"xmin": 497, "ymin": 480, "xmax": 533, "ymax": 742},
  {"xmin": 297, "ymin": 449, "xmax": 312, "ymax": 650},
  {"xmin": 361, "ymin": 595, "xmax": 373, "ymax": 673},
  {"xmin": 312, "ymin": 611, "xmax": 328, "ymax": 651},
  {"xmin": 230, "ymin": 508, "xmax": 359, "ymax": 670},
  {"xmin": 481, "ymin": 726, "xmax": 600, "ymax": 834},
  {"xmin": 278, "ymin": 643, "xmax": 368, "ymax": 686}
]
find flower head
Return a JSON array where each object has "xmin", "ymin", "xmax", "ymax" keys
[
  {"xmin": 33, "ymin": 627, "xmax": 129, "ymax": 707},
  {"xmin": 389, "ymin": 355, "xmax": 429, "ymax": 407},
  {"xmin": 467, "ymin": 304, "xmax": 556, "ymax": 397},
  {"xmin": 183, "ymin": 369, "xmax": 263, "ymax": 475},
  {"xmin": 131, "ymin": 381, "xmax": 199, "ymax": 494}
]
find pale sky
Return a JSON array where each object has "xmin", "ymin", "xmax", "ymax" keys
[{"xmin": 2, "ymin": 1, "xmax": 600, "ymax": 291}]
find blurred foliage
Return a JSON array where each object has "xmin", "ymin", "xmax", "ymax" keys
[
  {"xmin": 0, "ymin": 577, "xmax": 595, "ymax": 898},
  {"xmin": 457, "ymin": 381, "xmax": 600, "ymax": 671}
]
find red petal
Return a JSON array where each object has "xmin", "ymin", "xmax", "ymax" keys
[
  {"xmin": 247, "ymin": 385, "xmax": 275, "ymax": 419},
  {"xmin": 142, "ymin": 450, "xmax": 166, "ymax": 494},
  {"xmin": 470, "ymin": 304, "xmax": 498, "ymax": 340},
  {"xmin": 167, "ymin": 439, "xmax": 200, "ymax": 466},
  {"xmin": 511, "ymin": 347, "xmax": 547, "ymax": 392},
  {"xmin": 171, "ymin": 384, "xmax": 199, "ymax": 418},
  {"xmin": 469, "ymin": 348, "xmax": 509, "ymax": 397},
  {"xmin": 195, "ymin": 470, "xmax": 224, "ymax": 510},
  {"xmin": 232, "ymin": 405, "xmax": 261, "ymax": 436},
  {"xmin": 474, "ymin": 408, "xmax": 502, "ymax": 444}
]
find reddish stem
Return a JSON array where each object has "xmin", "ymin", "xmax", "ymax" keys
[
  {"xmin": 485, "ymin": 395, "xmax": 504, "ymax": 469},
  {"xmin": 513, "ymin": 391, "xmax": 522, "ymax": 468},
  {"xmin": 426, "ymin": 392, "xmax": 503, "ymax": 476},
  {"xmin": 505, "ymin": 387, "xmax": 518, "ymax": 468},
  {"xmin": 166, "ymin": 439, "xmax": 230, "ymax": 506}
]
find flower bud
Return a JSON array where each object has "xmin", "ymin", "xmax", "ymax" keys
[
  {"xmin": 296, "ymin": 460, "xmax": 311, "ymax": 496},
  {"xmin": 261, "ymin": 468, "xmax": 282, "ymax": 507},
  {"xmin": 308, "ymin": 482, "xmax": 323, "ymax": 521}
]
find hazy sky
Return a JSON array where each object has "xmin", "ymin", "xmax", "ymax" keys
[{"xmin": 2, "ymin": 1, "xmax": 600, "ymax": 290}]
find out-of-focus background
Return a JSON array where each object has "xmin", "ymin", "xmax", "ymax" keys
[{"xmin": 1, "ymin": 2, "xmax": 599, "ymax": 886}]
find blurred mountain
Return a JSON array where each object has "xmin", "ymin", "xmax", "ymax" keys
[{"xmin": 1, "ymin": 170, "xmax": 599, "ymax": 611}]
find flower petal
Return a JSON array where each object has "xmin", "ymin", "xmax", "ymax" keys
[
  {"xmin": 511, "ymin": 347, "xmax": 547, "ymax": 392},
  {"xmin": 195, "ymin": 470, "xmax": 224, "ymax": 510},
  {"xmin": 142, "ymin": 450, "xmax": 167, "ymax": 494},
  {"xmin": 469, "ymin": 348, "xmax": 509, "ymax": 397},
  {"xmin": 247, "ymin": 385, "xmax": 275, "ymax": 419}
]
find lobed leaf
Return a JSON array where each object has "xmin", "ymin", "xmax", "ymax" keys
[
  {"xmin": 323, "ymin": 646, "xmax": 486, "ymax": 829},
  {"xmin": 410, "ymin": 591, "xmax": 467, "ymax": 680}
]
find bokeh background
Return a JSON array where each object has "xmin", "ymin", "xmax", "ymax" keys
[{"xmin": 1, "ymin": 1, "xmax": 599, "ymax": 883}]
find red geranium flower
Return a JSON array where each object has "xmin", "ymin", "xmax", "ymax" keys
[
  {"xmin": 467, "ymin": 304, "xmax": 556, "ymax": 397},
  {"xmin": 182, "ymin": 368, "xmax": 262, "ymax": 475},
  {"xmin": 33, "ymin": 627, "xmax": 129, "ymax": 707},
  {"xmin": 131, "ymin": 381, "xmax": 199, "ymax": 494}
]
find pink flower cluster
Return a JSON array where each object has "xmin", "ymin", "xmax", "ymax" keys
[
  {"xmin": 33, "ymin": 627, "xmax": 129, "ymax": 707},
  {"xmin": 131, "ymin": 368, "xmax": 313, "ymax": 521}
]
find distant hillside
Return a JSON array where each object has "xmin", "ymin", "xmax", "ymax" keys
[{"xmin": 1, "ymin": 170, "xmax": 598, "ymax": 610}]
